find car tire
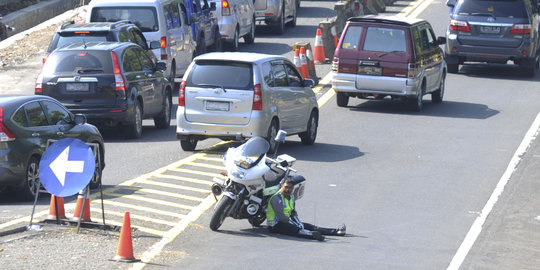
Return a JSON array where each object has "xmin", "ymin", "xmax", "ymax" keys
[
  {"xmin": 431, "ymin": 73, "xmax": 445, "ymax": 104},
  {"xmin": 445, "ymin": 54, "xmax": 459, "ymax": 74},
  {"xmin": 519, "ymin": 58, "xmax": 537, "ymax": 77},
  {"xmin": 125, "ymin": 102, "xmax": 143, "ymax": 139},
  {"xmin": 19, "ymin": 156, "xmax": 40, "ymax": 201},
  {"xmin": 169, "ymin": 63, "xmax": 176, "ymax": 86},
  {"xmin": 266, "ymin": 119, "xmax": 279, "ymax": 155},
  {"xmin": 244, "ymin": 19, "xmax": 256, "ymax": 44},
  {"xmin": 154, "ymin": 93, "xmax": 171, "ymax": 129},
  {"xmin": 336, "ymin": 92, "xmax": 349, "ymax": 107},
  {"xmin": 275, "ymin": 8, "xmax": 285, "ymax": 35},
  {"xmin": 286, "ymin": 4, "xmax": 296, "ymax": 27},
  {"xmin": 410, "ymin": 84, "xmax": 424, "ymax": 112},
  {"xmin": 180, "ymin": 136, "xmax": 198, "ymax": 151},
  {"xmin": 230, "ymin": 27, "xmax": 239, "ymax": 51},
  {"xmin": 447, "ymin": 63, "xmax": 459, "ymax": 74},
  {"xmin": 210, "ymin": 29, "xmax": 223, "ymax": 52},
  {"xmin": 195, "ymin": 35, "xmax": 206, "ymax": 56},
  {"xmin": 300, "ymin": 110, "xmax": 318, "ymax": 145}
]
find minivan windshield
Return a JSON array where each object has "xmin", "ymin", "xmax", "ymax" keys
[
  {"xmin": 188, "ymin": 60, "xmax": 253, "ymax": 90},
  {"xmin": 91, "ymin": 7, "xmax": 159, "ymax": 32},
  {"xmin": 456, "ymin": 0, "xmax": 527, "ymax": 18}
]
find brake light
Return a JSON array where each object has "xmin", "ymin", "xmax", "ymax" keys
[
  {"xmin": 510, "ymin": 24, "xmax": 531, "ymax": 35},
  {"xmin": 178, "ymin": 80, "xmax": 186, "ymax": 107},
  {"xmin": 450, "ymin": 20, "xmax": 470, "ymax": 32},
  {"xmin": 332, "ymin": 57, "xmax": 339, "ymax": 72},
  {"xmin": 35, "ymin": 72, "xmax": 43, "ymax": 93},
  {"xmin": 252, "ymin": 84, "xmax": 262, "ymax": 111},
  {"xmin": 222, "ymin": 0, "xmax": 231, "ymax": 16},
  {"xmin": 407, "ymin": 63, "xmax": 419, "ymax": 78},
  {"xmin": 160, "ymin": 36, "xmax": 167, "ymax": 60},
  {"xmin": 74, "ymin": 31, "xmax": 90, "ymax": 34},
  {"xmin": 0, "ymin": 107, "xmax": 16, "ymax": 142},
  {"xmin": 111, "ymin": 52, "xmax": 127, "ymax": 99}
]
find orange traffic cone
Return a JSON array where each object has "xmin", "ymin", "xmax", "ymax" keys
[
  {"xmin": 313, "ymin": 28, "xmax": 326, "ymax": 64},
  {"xmin": 299, "ymin": 47, "xmax": 310, "ymax": 79},
  {"xmin": 306, "ymin": 45, "xmax": 315, "ymax": 71},
  {"xmin": 293, "ymin": 48, "xmax": 301, "ymax": 70},
  {"xmin": 112, "ymin": 212, "xmax": 139, "ymax": 262},
  {"xmin": 72, "ymin": 191, "xmax": 91, "ymax": 222},
  {"xmin": 331, "ymin": 26, "xmax": 338, "ymax": 47},
  {"xmin": 47, "ymin": 195, "xmax": 66, "ymax": 220}
]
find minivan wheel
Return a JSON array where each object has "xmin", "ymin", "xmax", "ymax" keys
[
  {"xmin": 275, "ymin": 9, "xmax": 285, "ymax": 35},
  {"xmin": 300, "ymin": 111, "xmax": 317, "ymax": 145},
  {"xmin": 20, "ymin": 156, "xmax": 40, "ymax": 201},
  {"xmin": 286, "ymin": 4, "xmax": 296, "ymax": 27},
  {"xmin": 336, "ymin": 92, "xmax": 349, "ymax": 107},
  {"xmin": 180, "ymin": 137, "xmax": 198, "ymax": 151},
  {"xmin": 211, "ymin": 30, "xmax": 223, "ymax": 52},
  {"xmin": 154, "ymin": 94, "xmax": 171, "ymax": 129},
  {"xmin": 244, "ymin": 20, "xmax": 255, "ymax": 44},
  {"xmin": 266, "ymin": 119, "xmax": 279, "ymax": 154},
  {"xmin": 431, "ymin": 74, "xmax": 445, "ymax": 104},
  {"xmin": 195, "ymin": 35, "xmax": 206, "ymax": 56},
  {"xmin": 410, "ymin": 86, "xmax": 424, "ymax": 112},
  {"xmin": 125, "ymin": 102, "xmax": 143, "ymax": 139},
  {"xmin": 230, "ymin": 27, "xmax": 240, "ymax": 51}
]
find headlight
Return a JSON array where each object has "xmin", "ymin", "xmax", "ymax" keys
[{"xmin": 231, "ymin": 167, "xmax": 246, "ymax": 179}]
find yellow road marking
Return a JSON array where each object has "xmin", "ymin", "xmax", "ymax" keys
[
  {"xmin": 168, "ymin": 167, "xmax": 223, "ymax": 178},
  {"xmin": 104, "ymin": 192, "xmax": 196, "ymax": 211},
  {"xmin": 119, "ymin": 187, "xmax": 205, "ymax": 202},
  {"xmin": 104, "ymin": 219, "xmax": 165, "ymax": 236},
  {"xmin": 157, "ymin": 174, "xmax": 214, "ymax": 186},
  {"xmin": 140, "ymin": 180, "xmax": 210, "ymax": 199},
  {"xmin": 102, "ymin": 200, "xmax": 185, "ymax": 218},
  {"xmin": 92, "ymin": 209, "xmax": 177, "ymax": 227},
  {"xmin": 183, "ymin": 161, "xmax": 226, "ymax": 170}
]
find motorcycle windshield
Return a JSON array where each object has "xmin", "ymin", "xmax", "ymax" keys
[{"xmin": 233, "ymin": 137, "xmax": 270, "ymax": 169}]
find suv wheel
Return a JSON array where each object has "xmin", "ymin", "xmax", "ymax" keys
[
  {"xmin": 300, "ymin": 111, "xmax": 317, "ymax": 145},
  {"xmin": 196, "ymin": 35, "xmax": 206, "ymax": 56},
  {"xmin": 228, "ymin": 27, "xmax": 240, "ymax": 51},
  {"xmin": 275, "ymin": 8, "xmax": 285, "ymax": 35},
  {"xmin": 266, "ymin": 119, "xmax": 279, "ymax": 154},
  {"xmin": 210, "ymin": 30, "xmax": 223, "ymax": 52},
  {"xmin": 20, "ymin": 156, "xmax": 40, "ymax": 201},
  {"xmin": 519, "ymin": 58, "xmax": 537, "ymax": 77},
  {"xmin": 125, "ymin": 102, "xmax": 143, "ymax": 139},
  {"xmin": 180, "ymin": 136, "xmax": 198, "ymax": 151},
  {"xmin": 410, "ymin": 84, "xmax": 424, "ymax": 112},
  {"xmin": 336, "ymin": 92, "xmax": 349, "ymax": 107},
  {"xmin": 446, "ymin": 54, "xmax": 459, "ymax": 74},
  {"xmin": 244, "ymin": 20, "xmax": 256, "ymax": 44},
  {"xmin": 154, "ymin": 93, "xmax": 171, "ymax": 129},
  {"xmin": 286, "ymin": 5, "xmax": 296, "ymax": 27},
  {"xmin": 431, "ymin": 74, "xmax": 445, "ymax": 104}
]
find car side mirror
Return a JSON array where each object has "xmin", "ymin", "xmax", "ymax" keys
[
  {"xmin": 210, "ymin": 2, "xmax": 217, "ymax": 11},
  {"xmin": 446, "ymin": 0, "xmax": 455, "ymax": 7},
  {"xmin": 73, "ymin": 114, "xmax": 87, "ymax": 125},
  {"xmin": 149, "ymin": 41, "xmax": 161, "ymax": 50},
  {"xmin": 437, "ymin": 36, "xmax": 447, "ymax": 45},
  {"xmin": 156, "ymin": 61, "xmax": 167, "ymax": 72},
  {"xmin": 303, "ymin": 79, "xmax": 315, "ymax": 88}
]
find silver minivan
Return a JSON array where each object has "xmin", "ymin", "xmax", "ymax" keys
[
  {"xmin": 176, "ymin": 52, "xmax": 319, "ymax": 153},
  {"xmin": 87, "ymin": 0, "xmax": 196, "ymax": 82},
  {"xmin": 254, "ymin": 0, "xmax": 297, "ymax": 34},
  {"xmin": 208, "ymin": 0, "xmax": 256, "ymax": 50}
]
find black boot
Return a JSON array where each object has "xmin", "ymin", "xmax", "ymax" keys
[{"xmin": 315, "ymin": 224, "xmax": 346, "ymax": 236}]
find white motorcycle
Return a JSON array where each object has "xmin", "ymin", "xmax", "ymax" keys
[{"xmin": 209, "ymin": 131, "xmax": 306, "ymax": 231}]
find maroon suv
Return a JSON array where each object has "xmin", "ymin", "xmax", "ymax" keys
[{"xmin": 332, "ymin": 15, "xmax": 447, "ymax": 111}]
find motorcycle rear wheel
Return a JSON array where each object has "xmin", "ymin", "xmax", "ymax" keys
[{"xmin": 210, "ymin": 196, "xmax": 234, "ymax": 231}]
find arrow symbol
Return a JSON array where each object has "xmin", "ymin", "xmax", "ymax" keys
[{"xmin": 49, "ymin": 146, "xmax": 85, "ymax": 186}]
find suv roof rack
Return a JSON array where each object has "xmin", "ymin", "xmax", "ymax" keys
[{"xmin": 110, "ymin": 20, "xmax": 132, "ymax": 29}]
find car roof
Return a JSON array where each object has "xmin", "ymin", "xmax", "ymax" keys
[
  {"xmin": 58, "ymin": 21, "xmax": 135, "ymax": 32},
  {"xmin": 193, "ymin": 52, "xmax": 289, "ymax": 64},
  {"xmin": 348, "ymin": 15, "xmax": 426, "ymax": 27},
  {"xmin": 0, "ymin": 95, "xmax": 55, "ymax": 106},
  {"xmin": 54, "ymin": 41, "xmax": 131, "ymax": 51}
]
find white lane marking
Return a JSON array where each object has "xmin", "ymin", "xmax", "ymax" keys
[{"xmin": 447, "ymin": 112, "xmax": 540, "ymax": 270}]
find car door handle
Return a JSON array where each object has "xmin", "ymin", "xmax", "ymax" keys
[
  {"xmin": 56, "ymin": 132, "xmax": 64, "ymax": 136},
  {"xmin": 31, "ymin": 132, "xmax": 40, "ymax": 137}
]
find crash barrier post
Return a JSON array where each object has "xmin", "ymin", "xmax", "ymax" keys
[
  {"xmin": 112, "ymin": 212, "xmax": 140, "ymax": 262},
  {"xmin": 47, "ymin": 195, "xmax": 66, "ymax": 220},
  {"xmin": 293, "ymin": 42, "xmax": 319, "ymax": 85}
]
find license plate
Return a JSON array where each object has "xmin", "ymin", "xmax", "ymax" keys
[
  {"xmin": 480, "ymin": 26, "xmax": 500, "ymax": 34},
  {"xmin": 206, "ymin": 101, "xmax": 230, "ymax": 111},
  {"xmin": 66, "ymin": 83, "xmax": 89, "ymax": 91},
  {"xmin": 358, "ymin": 66, "xmax": 382, "ymax": 76}
]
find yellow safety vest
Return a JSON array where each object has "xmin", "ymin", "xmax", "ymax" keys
[{"xmin": 266, "ymin": 192, "xmax": 294, "ymax": 224}]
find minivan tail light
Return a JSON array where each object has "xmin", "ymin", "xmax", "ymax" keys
[
  {"xmin": 178, "ymin": 80, "xmax": 186, "ymax": 107},
  {"xmin": 222, "ymin": 0, "xmax": 231, "ymax": 16},
  {"xmin": 111, "ymin": 52, "xmax": 127, "ymax": 99},
  {"xmin": 160, "ymin": 36, "xmax": 168, "ymax": 60},
  {"xmin": 449, "ymin": 20, "xmax": 470, "ymax": 32},
  {"xmin": 252, "ymin": 84, "xmax": 262, "ymax": 111},
  {"xmin": 0, "ymin": 106, "xmax": 16, "ymax": 142},
  {"xmin": 332, "ymin": 57, "xmax": 339, "ymax": 72},
  {"xmin": 407, "ymin": 63, "xmax": 419, "ymax": 78},
  {"xmin": 510, "ymin": 24, "xmax": 531, "ymax": 35}
]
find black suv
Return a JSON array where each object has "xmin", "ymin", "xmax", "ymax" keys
[
  {"xmin": 46, "ymin": 20, "xmax": 153, "ymax": 60},
  {"xmin": 36, "ymin": 42, "xmax": 173, "ymax": 139},
  {"xmin": 445, "ymin": 0, "xmax": 540, "ymax": 76}
]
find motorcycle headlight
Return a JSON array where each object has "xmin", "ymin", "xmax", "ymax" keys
[{"xmin": 231, "ymin": 167, "xmax": 246, "ymax": 179}]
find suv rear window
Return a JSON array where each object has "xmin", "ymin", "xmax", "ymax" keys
[
  {"xmin": 55, "ymin": 33, "xmax": 108, "ymax": 51},
  {"xmin": 456, "ymin": 0, "xmax": 527, "ymax": 18},
  {"xmin": 187, "ymin": 61, "xmax": 253, "ymax": 90},
  {"xmin": 43, "ymin": 51, "xmax": 113, "ymax": 74},
  {"xmin": 341, "ymin": 25, "xmax": 363, "ymax": 50},
  {"xmin": 364, "ymin": 27, "xmax": 407, "ymax": 53},
  {"xmin": 91, "ymin": 7, "xmax": 159, "ymax": 32}
]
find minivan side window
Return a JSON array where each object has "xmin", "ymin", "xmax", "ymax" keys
[
  {"xmin": 364, "ymin": 27, "xmax": 406, "ymax": 53},
  {"xmin": 284, "ymin": 63, "xmax": 302, "ymax": 87},
  {"xmin": 91, "ymin": 7, "xmax": 159, "ymax": 32},
  {"xmin": 164, "ymin": 3, "xmax": 182, "ymax": 29},
  {"xmin": 415, "ymin": 24, "xmax": 436, "ymax": 53},
  {"xmin": 341, "ymin": 25, "xmax": 363, "ymax": 50},
  {"xmin": 271, "ymin": 63, "xmax": 287, "ymax": 87},
  {"xmin": 262, "ymin": 62, "xmax": 274, "ymax": 87},
  {"xmin": 179, "ymin": 4, "xmax": 189, "ymax": 26}
]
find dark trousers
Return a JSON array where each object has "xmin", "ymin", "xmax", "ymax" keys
[{"xmin": 269, "ymin": 222, "xmax": 337, "ymax": 239}]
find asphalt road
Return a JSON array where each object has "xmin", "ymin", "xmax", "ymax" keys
[{"xmin": 1, "ymin": 0, "xmax": 540, "ymax": 269}]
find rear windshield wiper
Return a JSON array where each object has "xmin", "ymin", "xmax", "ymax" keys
[
  {"xmin": 470, "ymin": 13, "xmax": 496, "ymax": 19},
  {"xmin": 77, "ymin": 68, "xmax": 104, "ymax": 74},
  {"xmin": 378, "ymin": 50, "xmax": 405, "ymax": 58},
  {"xmin": 197, "ymin": 83, "xmax": 227, "ymax": 92}
]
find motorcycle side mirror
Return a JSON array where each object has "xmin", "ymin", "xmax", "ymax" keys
[{"xmin": 275, "ymin": 130, "xmax": 287, "ymax": 143}]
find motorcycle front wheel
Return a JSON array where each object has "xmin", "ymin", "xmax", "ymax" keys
[
  {"xmin": 210, "ymin": 196, "xmax": 234, "ymax": 231},
  {"xmin": 248, "ymin": 212, "xmax": 266, "ymax": 227}
]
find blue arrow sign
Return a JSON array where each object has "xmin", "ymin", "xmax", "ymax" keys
[{"xmin": 39, "ymin": 138, "xmax": 96, "ymax": 197}]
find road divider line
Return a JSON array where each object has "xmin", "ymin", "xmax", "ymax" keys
[
  {"xmin": 447, "ymin": 112, "xmax": 540, "ymax": 270},
  {"xmin": 197, "ymin": 156, "xmax": 225, "ymax": 162},
  {"xmin": 168, "ymin": 167, "xmax": 223, "ymax": 178},
  {"xmin": 183, "ymin": 161, "xmax": 225, "ymax": 170},
  {"xmin": 157, "ymin": 174, "xmax": 214, "ymax": 186},
  {"xmin": 102, "ymin": 200, "xmax": 185, "ymax": 218},
  {"xmin": 93, "ymin": 209, "xmax": 178, "ymax": 227},
  {"xmin": 104, "ymin": 193, "xmax": 196, "ymax": 211},
  {"xmin": 137, "ymin": 181, "xmax": 208, "ymax": 200},
  {"xmin": 121, "ymin": 187, "xmax": 205, "ymax": 202}
]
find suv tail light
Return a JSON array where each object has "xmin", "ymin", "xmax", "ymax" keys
[
  {"xmin": 160, "ymin": 36, "xmax": 167, "ymax": 60},
  {"xmin": 510, "ymin": 24, "xmax": 531, "ymax": 35},
  {"xmin": 35, "ymin": 72, "xmax": 43, "ymax": 93},
  {"xmin": 0, "ymin": 106, "xmax": 16, "ymax": 142},
  {"xmin": 252, "ymin": 84, "xmax": 262, "ymax": 110},
  {"xmin": 449, "ymin": 20, "xmax": 470, "ymax": 32},
  {"xmin": 407, "ymin": 62, "xmax": 420, "ymax": 78},
  {"xmin": 222, "ymin": 0, "xmax": 231, "ymax": 16},
  {"xmin": 111, "ymin": 52, "xmax": 127, "ymax": 99},
  {"xmin": 178, "ymin": 80, "xmax": 186, "ymax": 107},
  {"xmin": 332, "ymin": 57, "xmax": 339, "ymax": 72}
]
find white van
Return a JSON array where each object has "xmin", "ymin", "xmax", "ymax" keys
[{"xmin": 87, "ymin": 0, "xmax": 196, "ymax": 81}]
